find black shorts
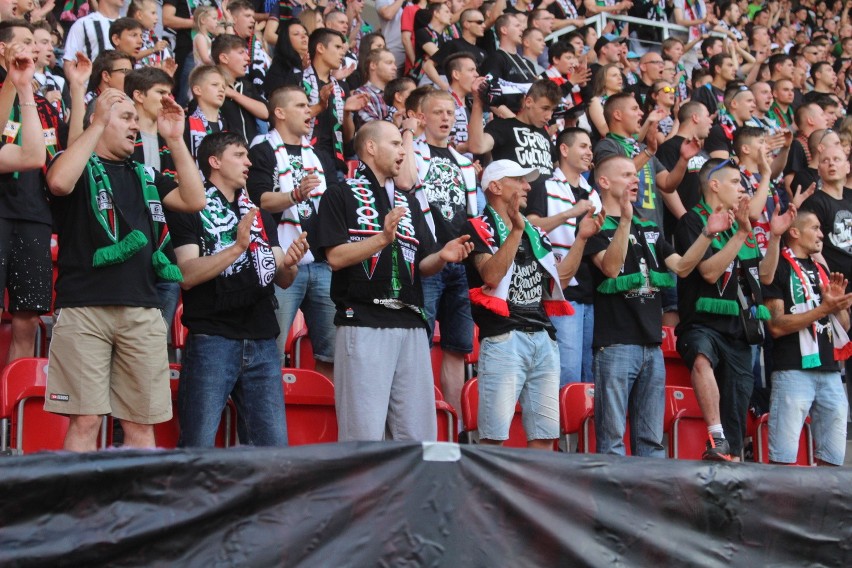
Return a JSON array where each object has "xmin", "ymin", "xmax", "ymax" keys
[
  {"xmin": 0, "ymin": 219, "xmax": 53, "ymax": 314},
  {"xmin": 676, "ymin": 325, "xmax": 754, "ymax": 455}
]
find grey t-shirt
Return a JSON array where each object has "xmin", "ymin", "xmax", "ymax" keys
[
  {"xmin": 140, "ymin": 131, "xmax": 161, "ymax": 171},
  {"xmin": 593, "ymin": 137, "xmax": 666, "ymax": 236}
]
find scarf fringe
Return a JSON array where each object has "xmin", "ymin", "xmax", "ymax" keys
[
  {"xmin": 802, "ymin": 353, "xmax": 822, "ymax": 369},
  {"xmin": 544, "ymin": 300, "xmax": 574, "ymax": 316},
  {"xmin": 469, "ymin": 288, "xmax": 510, "ymax": 317},
  {"xmin": 597, "ymin": 271, "xmax": 674, "ymax": 294},
  {"xmin": 696, "ymin": 297, "xmax": 741, "ymax": 317},
  {"xmin": 93, "ymin": 229, "xmax": 147, "ymax": 267},
  {"xmin": 755, "ymin": 304, "xmax": 771, "ymax": 321},
  {"xmin": 152, "ymin": 250, "xmax": 183, "ymax": 283}
]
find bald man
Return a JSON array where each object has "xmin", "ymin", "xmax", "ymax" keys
[
  {"xmin": 315, "ymin": 120, "xmax": 473, "ymax": 442},
  {"xmin": 629, "ymin": 51, "xmax": 665, "ymax": 106}
]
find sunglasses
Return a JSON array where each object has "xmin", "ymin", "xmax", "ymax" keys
[
  {"xmin": 705, "ymin": 158, "xmax": 737, "ymax": 181},
  {"xmin": 656, "ymin": 86, "xmax": 676, "ymax": 94},
  {"xmin": 818, "ymin": 128, "xmax": 835, "ymax": 145}
]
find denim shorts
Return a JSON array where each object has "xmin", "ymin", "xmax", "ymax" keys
[
  {"xmin": 677, "ymin": 326, "xmax": 753, "ymax": 455},
  {"xmin": 421, "ymin": 262, "xmax": 474, "ymax": 353},
  {"xmin": 477, "ymin": 330, "xmax": 560, "ymax": 441},
  {"xmin": 769, "ymin": 369, "xmax": 848, "ymax": 465}
]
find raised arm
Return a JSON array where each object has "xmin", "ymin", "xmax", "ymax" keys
[
  {"xmin": 468, "ymin": 77, "xmax": 496, "ymax": 154},
  {"xmin": 325, "ymin": 206, "xmax": 404, "ymax": 270},
  {"xmin": 0, "ymin": 44, "xmax": 46, "ymax": 173},
  {"xmin": 664, "ymin": 206, "xmax": 733, "ymax": 277},
  {"xmin": 157, "ymin": 97, "xmax": 206, "ymax": 212}
]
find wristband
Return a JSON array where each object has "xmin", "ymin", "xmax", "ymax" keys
[
  {"xmin": 401, "ymin": 128, "xmax": 415, "ymax": 136},
  {"xmin": 643, "ymin": 148, "xmax": 654, "ymax": 158},
  {"xmin": 19, "ymin": 102, "xmax": 37, "ymax": 107}
]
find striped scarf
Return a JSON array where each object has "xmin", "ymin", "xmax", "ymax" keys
[
  {"xmin": 303, "ymin": 66, "xmax": 345, "ymax": 163},
  {"xmin": 782, "ymin": 248, "xmax": 852, "ymax": 367}
]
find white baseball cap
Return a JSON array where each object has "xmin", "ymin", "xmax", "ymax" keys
[{"xmin": 481, "ymin": 160, "xmax": 540, "ymax": 192}]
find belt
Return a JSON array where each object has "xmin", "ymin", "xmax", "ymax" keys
[{"xmin": 515, "ymin": 326, "xmax": 543, "ymax": 334}]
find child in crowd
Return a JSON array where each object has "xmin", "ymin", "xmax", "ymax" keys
[
  {"xmin": 185, "ymin": 65, "xmax": 227, "ymax": 159},
  {"xmin": 193, "ymin": 6, "xmax": 219, "ymax": 66},
  {"xmin": 109, "ymin": 18, "xmax": 145, "ymax": 62},
  {"xmin": 212, "ymin": 34, "xmax": 269, "ymax": 143},
  {"xmin": 129, "ymin": 0, "xmax": 172, "ymax": 67}
]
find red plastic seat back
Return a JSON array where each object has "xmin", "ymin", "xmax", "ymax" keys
[
  {"xmin": 1, "ymin": 358, "xmax": 69, "ymax": 454},
  {"xmin": 282, "ymin": 368, "xmax": 338, "ymax": 445},
  {"xmin": 665, "ymin": 386, "xmax": 707, "ymax": 460},
  {"xmin": 747, "ymin": 412, "xmax": 813, "ymax": 465},
  {"xmin": 460, "ymin": 378, "xmax": 529, "ymax": 448}
]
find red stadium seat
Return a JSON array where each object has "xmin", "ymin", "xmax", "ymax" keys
[
  {"xmin": 171, "ymin": 301, "xmax": 188, "ymax": 363},
  {"xmin": 0, "ymin": 311, "xmax": 49, "ymax": 362},
  {"xmin": 282, "ymin": 368, "xmax": 337, "ymax": 445},
  {"xmin": 663, "ymin": 386, "xmax": 707, "ymax": 460},
  {"xmin": 460, "ymin": 378, "xmax": 531, "ymax": 448},
  {"xmin": 0, "ymin": 358, "xmax": 107, "ymax": 454},
  {"xmin": 434, "ymin": 386, "xmax": 458, "ymax": 442},
  {"xmin": 746, "ymin": 412, "xmax": 813, "ymax": 465},
  {"xmin": 153, "ymin": 364, "xmax": 236, "ymax": 449},
  {"xmin": 662, "ymin": 326, "xmax": 691, "ymax": 388},
  {"xmin": 346, "ymin": 160, "xmax": 359, "ymax": 178},
  {"xmin": 283, "ymin": 311, "xmax": 307, "ymax": 367}
]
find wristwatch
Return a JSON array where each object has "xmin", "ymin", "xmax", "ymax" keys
[
  {"xmin": 401, "ymin": 128, "xmax": 415, "ymax": 136},
  {"xmin": 701, "ymin": 227, "xmax": 719, "ymax": 239}
]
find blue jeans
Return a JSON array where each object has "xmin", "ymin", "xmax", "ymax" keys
[
  {"xmin": 274, "ymin": 262, "xmax": 336, "ymax": 364},
  {"xmin": 421, "ymin": 262, "xmax": 474, "ymax": 353},
  {"xmin": 593, "ymin": 344, "xmax": 666, "ymax": 457},
  {"xmin": 769, "ymin": 369, "xmax": 848, "ymax": 465},
  {"xmin": 178, "ymin": 334, "xmax": 287, "ymax": 448},
  {"xmin": 477, "ymin": 330, "xmax": 560, "ymax": 441},
  {"xmin": 156, "ymin": 281, "xmax": 180, "ymax": 328},
  {"xmin": 551, "ymin": 301, "xmax": 594, "ymax": 386}
]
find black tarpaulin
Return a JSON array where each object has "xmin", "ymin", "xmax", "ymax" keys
[{"xmin": 0, "ymin": 442, "xmax": 850, "ymax": 567}]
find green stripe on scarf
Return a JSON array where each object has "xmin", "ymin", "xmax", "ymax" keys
[
  {"xmin": 696, "ymin": 298, "xmax": 770, "ymax": 320},
  {"xmin": 486, "ymin": 205, "xmax": 549, "ymax": 260}
]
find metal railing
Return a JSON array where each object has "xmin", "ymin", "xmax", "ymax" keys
[{"xmin": 545, "ymin": 12, "xmax": 727, "ymax": 44}]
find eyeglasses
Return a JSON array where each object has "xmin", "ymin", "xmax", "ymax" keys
[
  {"xmin": 645, "ymin": 59, "xmax": 665, "ymax": 65},
  {"xmin": 818, "ymin": 128, "xmax": 835, "ymax": 145},
  {"xmin": 705, "ymin": 158, "xmax": 736, "ymax": 181},
  {"xmin": 656, "ymin": 86, "xmax": 676, "ymax": 94},
  {"xmin": 467, "ymin": 19, "xmax": 485, "ymax": 24},
  {"xmin": 109, "ymin": 68, "xmax": 132, "ymax": 75}
]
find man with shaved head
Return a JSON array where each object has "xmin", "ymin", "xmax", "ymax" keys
[
  {"xmin": 316, "ymin": 120, "xmax": 474, "ymax": 442},
  {"xmin": 247, "ymin": 86, "xmax": 340, "ymax": 377},
  {"xmin": 629, "ymin": 51, "xmax": 665, "ymax": 106}
]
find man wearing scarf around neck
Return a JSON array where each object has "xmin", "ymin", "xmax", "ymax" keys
[
  {"xmin": 316, "ymin": 120, "xmax": 473, "ymax": 442},
  {"xmin": 168, "ymin": 131, "xmax": 309, "ymax": 448},
  {"xmin": 674, "ymin": 158, "xmax": 796, "ymax": 461},
  {"xmin": 585, "ymin": 155, "xmax": 732, "ymax": 457},
  {"xmin": 763, "ymin": 211, "xmax": 852, "ymax": 466},
  {"xmin": 247, "ymin": 86, "xmax": 339, "ymax": 379},
  {"xmin": 462, "ymin": 159, "xmax": 604, "ymax": 450},
  {"xmin": 45, "ymin": 89, "xmax": 206, "ymax": 452}
]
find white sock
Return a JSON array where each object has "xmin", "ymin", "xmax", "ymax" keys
[{"xmin": 708, "ymin": 424, "xmax": 725, "ymax": 439}]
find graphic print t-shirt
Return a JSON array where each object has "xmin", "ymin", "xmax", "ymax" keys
[
  {"xmin": 423, "ymin": 145, "xmax": 468, "ymax": 244},
  {"xmin": 801, "ymin": 189, "xmax": 852, "ymax": 290},
  {"xmin": 484, "ymin": 117, "xmax": 555, "ymax": 198}
]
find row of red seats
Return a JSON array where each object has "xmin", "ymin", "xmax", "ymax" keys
[
  {"xmin": 0, "ymin": 358, "xmax": 459, "ymax": 454},
  {"xmin": 460, "ymin": 379, "xmax": 813, "ymax": 464}
]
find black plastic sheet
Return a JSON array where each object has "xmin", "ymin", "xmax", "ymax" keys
[{"xmin": 1, "ymin": 443, "xmax": 850, "ymax": 567}]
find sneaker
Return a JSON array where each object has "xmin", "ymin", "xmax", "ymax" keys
[{"xmin": 703, "ymin": 435, "xmax": 732, "ymax": 461}]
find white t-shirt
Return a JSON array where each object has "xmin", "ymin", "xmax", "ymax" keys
[
  {"xmin": 64, "ymin": 12, "xmax": 116, "ymax": 62},
  {"xmin": 375, "ymin": 0, "xmax": 405, "ymax": 66}
]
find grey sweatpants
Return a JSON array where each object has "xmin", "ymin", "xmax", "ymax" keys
[{"xmin": 335, "ymin": 326, "xmax": 437, "ymax": 442}]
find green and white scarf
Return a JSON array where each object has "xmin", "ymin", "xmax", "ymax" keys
[
  {"xmin": 86, "ymin": 154, "xmax": 182, "ymax": 282},
  {"xmin": 303, "ymin": 66, "xmax": 345, "ymax": 163}
]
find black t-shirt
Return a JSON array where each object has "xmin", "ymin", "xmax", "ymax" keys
[
  {"xmin": 790, "ymin": 168, "xmax": 819, "ymax": 198},
  {"xmin": 585, "ymin": 216, "xmax": 676, "ymax": 347},
  {"xmin": 485, "ymin": 117, "xmax": 554, "ymax": 198},
  {"xmin": 0, "ymin": 95, "xmax": 69, "ymax": 224},
  {"xmin": 463, "ymin": 221, "xmax": 556, "ymax": 339},
  {"xmin": 784, "ymin": 139, "xmax": 809, "ymax": 177},
  {"xmin": 421, "ymin": 145, "xmax": 468, "ymax": 245},
  {"xmin": 630, "ymin": 79, "xmax": 652, "ymax": 107},
  {"xmin": 763, "ymin": 256, "xmax": 839, "ymax": 372},
  {"xmin": 692, "ymin": 84, "xmax": 724, "ymax": 116},
  {"xmin": 705, "ymin": 123, "xmax": 734, "ymax": 155},
  {"xmin": 656, "ymin": 136, "xmax": 710, "ymax": 242},
  {"xmin": 674, "ymin": 209, "xmax": 745, "ymax": 338},
  {"xmin": 801, "ymin": 89, "xmax": 832, "ymax": 105},
  {"xmin": 219, "ymin": 78, "xmax": 264, "ymax": 144},
  {"xmin": 482, "ymin": 50, "xmax": 539, "ymax": 111},
  {"xmin": 167, "ymin": 196, "xmax": 280, "ymax": 339},
  {"xmin": 801, "ymin": 188, "xmax": 852, "ymax": 288},
  {"xmin": 414, "ymin": 26, "xmax": 451, "ymax": 63},
  {"xmin": 431, "ymin": 38, "xmax": 488, "ymax": 74},
  {"xmin": 50, "ymin": 157, "xmax": 177, "ymax": 309},
  {"xmin": 247, "ymin": 140, "xmax": 338, "ymax": 260},
  {"xmin": 314, "ymin": 165, "xmax": 437, "ymax": 329}
]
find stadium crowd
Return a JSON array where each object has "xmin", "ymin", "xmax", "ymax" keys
[{"xmin": 0, "ymin": 0, "xmax": 849, "ymax": 464}]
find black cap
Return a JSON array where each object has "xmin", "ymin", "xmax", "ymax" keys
[{"xmin": 594, "ymin": 34, "xmax": 625, "ymax": 55}]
